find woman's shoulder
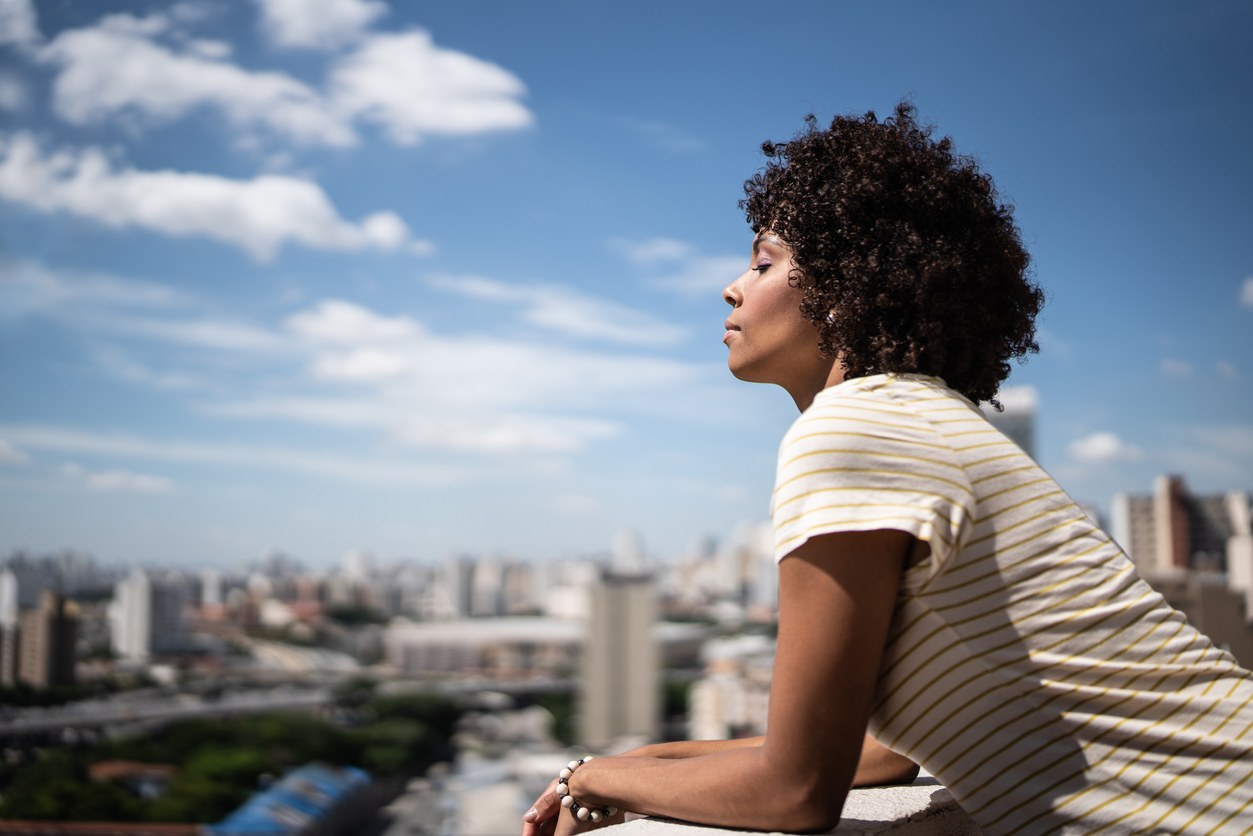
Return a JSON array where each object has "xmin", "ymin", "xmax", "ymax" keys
[
  {"xmin": 782, "ymin": 373, "xmax": 965, "ymax": 459},
  {"xmin": 797, "ymin": 373, "xmax": 969, "ymax": 428}
]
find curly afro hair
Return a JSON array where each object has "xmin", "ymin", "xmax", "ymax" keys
[{"xmin": 740, "ymin": 101, "xmax": 1043, "ymax": 407}]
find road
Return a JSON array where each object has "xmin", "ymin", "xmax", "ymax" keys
[{"xmin": 0, "ymin": 686, "xmax": 333, "ymax": 736}]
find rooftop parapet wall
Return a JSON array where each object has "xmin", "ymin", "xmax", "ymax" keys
[{"xmin": 616, "ymin": 779, "xmax": 984, "ymax": 836}]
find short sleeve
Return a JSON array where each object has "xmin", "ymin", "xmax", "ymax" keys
[{"xmin": 770, "ymin": 388, "xmax": 975, "ymax": 579}]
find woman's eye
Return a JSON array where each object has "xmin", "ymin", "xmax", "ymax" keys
[{"xmin": 754, "ymin": 262, "xmax": 771, "ymax": 272}]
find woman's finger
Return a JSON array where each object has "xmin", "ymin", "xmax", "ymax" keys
[{"xmin": 522, "ymin": 779, "xmax": 561, "ymax": 836}]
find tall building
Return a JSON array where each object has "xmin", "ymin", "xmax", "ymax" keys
[
  {"xmin": 434, "ymin": 556, "xmax": 476, "ymax": 620},
  {"xmin": 984, "ymin": 384, "xmax": 1037, "ymax": 460},
  {"xmin": 201, "ymin": 569, "xmax": 222, "ymax": 607},
  {"xmin": 17, "ymin": 590, "xmax": 78, "ymax": 689},
  {"xmin": 1111, "ymin": 476, "xmax": 1253, "ymax": 666},
  {"xmin": 110, "ymin": 569, "xmax": 151, "ymax": 661},
  {"xmin": 470, "ymin": 559, "xmax": 504, "ymax": 617},
  {"xmin": 581, "ymin": 572, "xmax": 659, "ymax": 749},
  {"xmin": 344, "ymin": 549, "xmax": 371, "ymax": 581},
  {"xmin": 0, "ymin": 569, "xmax": 18, "ymax": 687},
  {"xmin": 109, "ymin": 569, "xmax": 187, "ymax": 661},
  {"xmin": 612, "ymin": 529, "xmax": 648, "ymax": 575}
]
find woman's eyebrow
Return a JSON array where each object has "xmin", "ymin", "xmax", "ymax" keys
[{"xmin": 753, "ymin": 232, "xmax": 782, "ymax": 252}]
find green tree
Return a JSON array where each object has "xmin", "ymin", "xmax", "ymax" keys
[
  {"xmin": 145, "ymin": 775, "xmax": 249, "ymax": 823},
  {"xmin": 185, "ymin": 746, "xmax": 274, "ymax": 785}
]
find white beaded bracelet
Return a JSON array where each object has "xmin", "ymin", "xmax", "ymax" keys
[{"xmin": 555, "ymin": 757, "xmax": 618, "ymax": 823}]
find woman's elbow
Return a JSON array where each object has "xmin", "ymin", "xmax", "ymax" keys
[{"xmin": 769, "ymin": 782, "xmax": 848, "ymax": 833}]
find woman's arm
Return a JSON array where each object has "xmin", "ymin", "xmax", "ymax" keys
[
  {"xmin": 524, "ymin": 736, "xmax": 916, "ymax": 834},
  {"xmin": 554, "ymin": 528, "xmax": 911, "ymax": 833},
  {"xmin": 616, "ymin": 737, "xmax": 764, "ymax": 759},
  {"xmin": 619, "ymin": 736, "xmax": 916, "ymax": 785}
]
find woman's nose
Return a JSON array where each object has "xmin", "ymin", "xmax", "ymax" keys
[{"xmin": 723, "ymin": 275, "xmax": 745, "ymax": 307}]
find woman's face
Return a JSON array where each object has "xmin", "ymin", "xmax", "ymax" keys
[{"xmin": 722, "ymin": 233, "xmax": 833, "ymax": 401}]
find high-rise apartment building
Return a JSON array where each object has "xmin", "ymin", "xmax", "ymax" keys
[
  {"xmin": 1, "ymin": 569, "xmax": 18, "ymax": 687},
  {"xmin": 984, "ymin": 385, "xmax": 1037, "ymax": 460},
  {"xmin": 17, "ymin": 590, "xmax": 78, "ymax": 689},
  {"xmin": 1112, "ymin": 476, "xmax": 1251, "ymax": 576},
  {"xmin": 581, "ymin": 572, "xmax": 659, "ymax": 749},
  {"xmin": 1111, "ymin": 476, "xmax": 1253, "ymax": 667},
  {"xmin": 110, "ymin": 569, "xmax": 151, "ymax": 661},
  {"xmin": 109, "ymin": 569, "xmax": 187, "ymax": 661}
]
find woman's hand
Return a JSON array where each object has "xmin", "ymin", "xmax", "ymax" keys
[
  {"xmin": 522, "ymin": 779, "xmax": 561, "ymax": 836},
  {"xmin": 522, "ymin": 777, "xmax": 626, "ymax": 836},
  {"xmin": 552, "ymin": 805, "xmax": 626, "ymax": 836}
]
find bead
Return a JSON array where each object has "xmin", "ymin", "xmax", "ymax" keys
[
  {"xmin": 561, "ymin": 795, "xmax": 576, "ymax": 809},
  {"xmin": 583, "ymin": 756, "xmax": 594, "ymax": 761},
  {"xmin": 589, "ymin": 811, "xmax": 603, "ymax": 823},
  {"xmin": 556, "ymin": 783, "xmax": 569, "ymax": 796},
  {"xmin": 568, "ymin": 760, "xmax": 581, "ymax": 770},
  {"xmin": 576, "ymin": 807, "xmax": 591, "ymax": 821},
  {"xmin": 559, "ymin": 767, "xmax": 572, "ymax": 779},
  {"xmin": 606, "ymin": 807, "xmax": 618, "ymax": 816}
]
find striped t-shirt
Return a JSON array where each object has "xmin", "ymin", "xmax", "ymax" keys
[{"xmin": 772, "ymin": 373, "xmax": 1253, "ymax": 836}]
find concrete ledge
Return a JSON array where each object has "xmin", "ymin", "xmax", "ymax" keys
[{"xmin": 616, "ymin": 779, "xmax": 983, "ymax": 835}]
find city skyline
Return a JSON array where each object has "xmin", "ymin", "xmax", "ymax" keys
[{"xmin": 1, "ymin": 0, "xmax": 1251, "ymax": 568}]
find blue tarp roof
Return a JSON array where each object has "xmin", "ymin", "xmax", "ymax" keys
[{"xmin": 203, "ymin": 762, "xmax": 371, "ymax": 836}]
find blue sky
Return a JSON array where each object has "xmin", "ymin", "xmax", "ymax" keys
[{"xmin": 1, "ymin": 0, "xmax": 1250, "ymax": 569}]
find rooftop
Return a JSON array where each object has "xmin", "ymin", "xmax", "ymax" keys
[{"xmin": 617, "ymin": 779, "xmax": 982, "ymax": 836}]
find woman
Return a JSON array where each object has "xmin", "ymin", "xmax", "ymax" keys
[{"xmin": 522, "ymin": 103, "xmax": 1253, "ymax": 836}]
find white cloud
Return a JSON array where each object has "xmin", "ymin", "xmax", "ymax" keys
[
  {"xmin": 32, "ymin": 11, "xmax": 532, "ymax": 149},
  {"xmin": 613, "ymin": 237, "xmax": 745, "ymax": 297},
  {"xmin": 0, "ymin": 258, "xmax": 284, "ymax": 353},
  {"xmin": 1242, "ymin": 276, "xmax": 1253, "ymax": 308},
  {"xmin": 313, "ymin": 346, "xmax": 408, "ymax": 381},
  {"xmin": 328, "ymin": 30, "xmax": 534, "ymax": 145},
  {"xmin": 1217, "ymin": 360, "xmax": 1238, "ymax": 379},
  {"xmin": 40, "ymin": 12, "xmax": 356, "ymax": 147},
  {"xmin": 185, "ymin": 38, "xmax": 233, "ymax": 60},
  {"xmin": 393, "ymin": 414, "xmax": 619, "ymax": 454},
  {"xmin": 62, "ymin": 462, "xmax": 174, "ymax": 493},
  {"xmin": 0, "ymin": 438, "xmax": 30, "ymax": 464},
  {"xmin": 104, "ymin": 314, "xmax": 285, "ymax": 352},
  {"xmin": 93, "ymin": 348, "xmax": 203, "ymax": 391},
  {"xmin": 1191, "ymin": 425, "xmax": 1253, "ymax": 458},
  {"xmin": 1067, "ymin": 431, "xmax": 1143, "ymax": 464},
  {"xmin": 1159, "ymin": 424, "xmax": 1253, "ymax": 483},
  {"xmin": 432, "ymin": 274, "xmax": 687, "ymax": 347},
  {"xmin": 651, "ymin": 255, "xmax": 745, "ymax": 296},
  {"xmin": 0, "ymin": 0, "xmax": 38, "ymax": 47},
  {"xmin": 1160, "ymin": 358, "xmax": 1194, "ymax": 377},
  {"xmin": 254, "ymin": 0, "xmax": 387, "ymax": 51},
  {"xmin": 613, "ymin": 237, "xmax": 697, "ymax": 265},
  {"xmin": 286, "ymin": 299, "xmax": 422, "ymax": 343},
  {"xmin": 5, "ymin": 265, "xmax": 750, "ymax": 459},
  {"xmin": 204, "ymin": 295, "xmax": 733, "ymax": 454},
  {"xmin": 6, "ymin": 424, "xmax": 463, "ymax": 486},
  {"xmin": 0, "ymin": 258, "xmax": 192, "ymax": 316},
  {"xmin": 0, "ymin": 132, "xmax": 427, "ymax": 260}
]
